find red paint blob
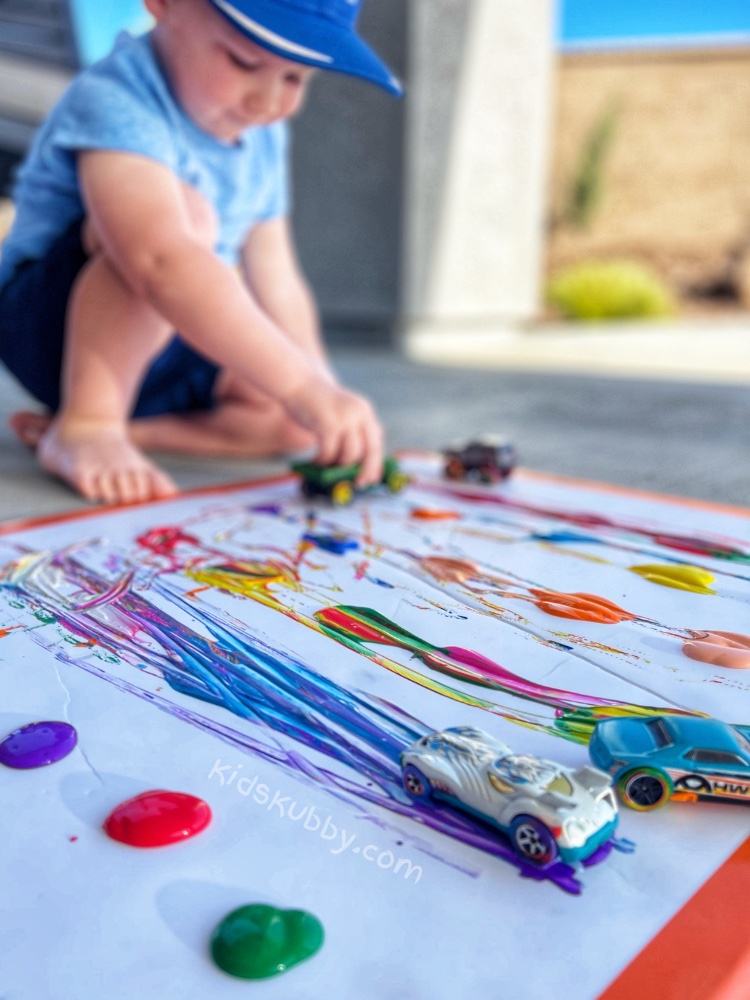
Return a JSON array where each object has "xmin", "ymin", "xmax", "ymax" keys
[
  {"xmin": 103, "ymin": 790, "xmax": 212, "ymax": 848},
  {"xmin": 136, "ymin": 527, "xmax": 199, "ymax": 555}
]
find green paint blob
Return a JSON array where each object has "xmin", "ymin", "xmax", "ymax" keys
[{"xmin": 210, "ymin": 904, "xmax": 324, "ymax": 980}]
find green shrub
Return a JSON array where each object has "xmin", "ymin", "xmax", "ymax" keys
[{"xmin": 547, "ymin": 260, "xmax": 676, "ymax": 321}]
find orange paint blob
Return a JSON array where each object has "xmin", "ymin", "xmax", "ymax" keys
[
  {"xmin": 682, "ymin": 631, "xmax": 750, "ymax": 670},
  {"xmin": 530, "ymin": 589, "xmax": 636, "ymax": 624},
  {"xmin": 419, "ymin": 557, "xmax": 480, "ymax": 583},
  {"xmin": 410, "ymin": 508, "xmax": 460, "ymax": 521}
]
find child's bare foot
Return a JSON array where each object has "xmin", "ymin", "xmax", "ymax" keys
[
  {"xmin": 37, "ymin": 418, "xmax": 178, "ymax": 504},
  {"xmin": 9, "ymin": 411, "xmax": 53, "ymax": 450}
]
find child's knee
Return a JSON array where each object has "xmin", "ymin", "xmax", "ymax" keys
[{"xmin": 181, "ymin": 183, "xmax": 219, "ymax": 248}]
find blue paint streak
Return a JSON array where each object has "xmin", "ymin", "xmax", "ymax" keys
[
  {"xmin": 531, "ymin": 531, "xmax": 603, "ymax": 545},
  {"xmin": 0, "ymin": 549, "xmax": 604, "ymax": 892},
  {"xmin": 302, "ymin": 532, "xmax": 359, "ymax": 555}
]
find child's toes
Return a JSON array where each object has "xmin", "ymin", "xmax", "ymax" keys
[
  {"xmin": 150, "ymin": 467, "xmax": 178, "ymax": 499},
  {"xmin": 128, "ymin": 469, "xmax": 153, "ymax": 504},
  {"xmin": 128, "ymin": 468, "xmax": 155, "ymax": 504},
  {"xmin": 112, "ymin": 469, "xmax": 139, "ymax": 505},
  {"xmin": 97, "ymin": 470, "xmax": 121, "ymax": 506}
]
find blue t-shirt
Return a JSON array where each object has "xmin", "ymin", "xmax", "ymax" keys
[{"xmin": 0, "ymin": 30, "xmax": 289, "ymax": 289}]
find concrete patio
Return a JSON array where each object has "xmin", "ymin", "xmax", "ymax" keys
[{"xmin": 2, "ymin": 338, "xmax": 749, "ymax": 525}]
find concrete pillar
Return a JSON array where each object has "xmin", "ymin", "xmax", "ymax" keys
[
  {"xmin": 292, "ymin": 0, "xmax": 555, "ymax": 344},
  {"xmin": 403, "ymin": 0, "xmax": 556, "ymax": 348}
]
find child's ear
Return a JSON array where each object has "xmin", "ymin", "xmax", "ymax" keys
[{"xmin": 144, "ymin": 0, "xmax": 170, "ymax": 22}]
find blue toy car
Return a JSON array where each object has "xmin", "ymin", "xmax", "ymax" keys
[{"xmin": 589, "ymin": 715, "xmax": 750, "ymax": 810}]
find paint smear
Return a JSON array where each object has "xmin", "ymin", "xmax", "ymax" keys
[
  {"xmin": 426, "ymin": 482, "xmax": 750, "ymax": 564},
  {"xmin": 411, "ymin": 508, "xmax": 461, "ymax": 521},
  {"xmin": 302, "ymin": 532, "xmax": 359, "ymax": 555},
  {"xmin": 103, "ymin": 790, "xmax": 212, "ymax": 847},
  {"xmin": 313, "ymin": 605, "xmax": 685, "ymax": 721},
  {"xmin": 529, "ymin": 589, "xmax": 636, "ymax": 624},
  {"xmin": 417, "ymin": 554, "xmax": 635, "ymax": 625},
  {"xmin": 211, "ymin": 904, "xmax": 324, "ymax": 980},
  {"xmin": 683, "ymin": 632, "xmax": 750, "ymax": 670},
  {"xmin": 0, "ymin": 523, "xmax": 713, "ymax": 891},
  {"xmin": 187, "ymin": 560, "xmax": 298, "ymax": 611},
  {"xmin": 419, "ymin": 556, "xmax": 480, "ymax": 584},
  {"xmin": 629, "ymin": 564, "xmax": 716, "ymax": 595},
  {"xmin": 0, "ymin": 545, "xmax": 653, "ymax": 893}
]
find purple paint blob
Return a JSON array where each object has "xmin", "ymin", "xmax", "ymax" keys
[{"xmin": 0, "ymin": 721, "xmax": 78, "ymax": 769}]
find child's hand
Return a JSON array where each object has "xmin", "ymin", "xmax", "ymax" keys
[{"xmin": 283, "ymin": 376, "xmax": 384, "ymax": 486}]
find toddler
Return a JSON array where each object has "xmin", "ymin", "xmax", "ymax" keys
[{"xmin": 0, "ymin": 0, "xmax": 401, "ymax": 503}]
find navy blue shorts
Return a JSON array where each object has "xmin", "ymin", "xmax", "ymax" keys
[{"xmin": 0, "ymin": 220, "xmax": 219, "ymax": 417}]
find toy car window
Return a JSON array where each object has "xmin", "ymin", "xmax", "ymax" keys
[
  {"xmin": 488, "ymin": 773, "xmax": 514, "ymax": 794},
  {"xmin": 646, "ymin": 718, "xmax": 674, "ymax": 748},
  {"xmin": 545, "ymin": 774, "xmax": 573, "ymax": 796},
  {"xmin": 735, "ymin": 731, "xmax": 750, "ymax": 755},
  {"xmin": 685, "ymin": 749, "xmax": 745, "ymax": 765}
]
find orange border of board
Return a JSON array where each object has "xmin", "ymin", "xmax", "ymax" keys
[
  {"xmin": 0, "ymin": 471, "xmax": 293, "ymax": 537},
  {"xmin": 598, "ymin": 836, "xmax": 750, "ymax": 1000},
  {"xmin": 4, "ymin": 461, "xmax": 750, "ymax": 538},
  {"xmin": 2, "ymin": 458, "xmax": 750, "ymax": 996}
]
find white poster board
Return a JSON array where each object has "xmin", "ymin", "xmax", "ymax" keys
[{"xmin": 1, "ymin": 456, "xmax": 749, "ymax": 999}]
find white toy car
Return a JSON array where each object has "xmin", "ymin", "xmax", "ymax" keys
[{"xmin": 401, "ymin": 726, "xmax": 619, "ymax": 866}]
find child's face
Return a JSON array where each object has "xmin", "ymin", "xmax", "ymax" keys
[{"xmin": 147, "ymin": 0, "xmax": 316, "ymax": 142}]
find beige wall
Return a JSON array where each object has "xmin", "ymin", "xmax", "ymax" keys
[{"xmin": 547, "ymin": 46, "xmax": 750, "ymax": 293}]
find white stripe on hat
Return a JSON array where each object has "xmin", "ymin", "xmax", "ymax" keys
[{"xmin": 211, "ymin": 0, "xmax": 334, "ymax": 63}]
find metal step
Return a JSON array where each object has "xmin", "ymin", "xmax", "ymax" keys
[{"xmin": 0, "ymin": 0, "xmax": 76, "ymax": 68}]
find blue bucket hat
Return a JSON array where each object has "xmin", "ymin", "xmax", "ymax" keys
[{"xmin": 206, "ymin": 0, "xmax": 403, "ymax": 96}]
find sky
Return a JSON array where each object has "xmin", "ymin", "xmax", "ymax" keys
[
  {"xmin": 67, "ymin": 0, "xmax": 750, "ymax": 65},
  {"xmin": 560, "ymin": 0, "xmax": 750, "ymax": 47},
  {"xmin": 70, "ymin": 0, "xmax": 152, "ymax": 65}
]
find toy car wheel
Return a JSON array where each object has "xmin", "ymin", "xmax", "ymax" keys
[
  {"xmin": 619, "ymin": 768, "xmax": 672, "ymax": 810},
  {"xmin": 479, "ymin": 464, "xmax": 501, "ymax": 485},
  {"xmin": 444, "ymin": 457, "xmax": 465, "ymax": 480},
  {"xmin": 330, "ymin": 481, "xmax": 355, "ymax": 507},
  {"xmin": 387, "ymin": 471, "xmax": 409, "ymax": 494},
  {"xmin": 509, "ymin": 815, "xmax": 559, "ymax": 867},
  {"xmin": 402, "ymin": 765, "xmax": 433, "ymax": 801},
  {"xmin": 300, "ymin": 480, "xmax": 315, "ymax": 499}
]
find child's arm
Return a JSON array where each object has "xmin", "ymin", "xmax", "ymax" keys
[
  {"xmin": 241, "ymin": 217, "xmax": 334, "ymax": 380},
  {"xmin": 79, "ymin": 150, "xmax": 383, "ymax": 483}
]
